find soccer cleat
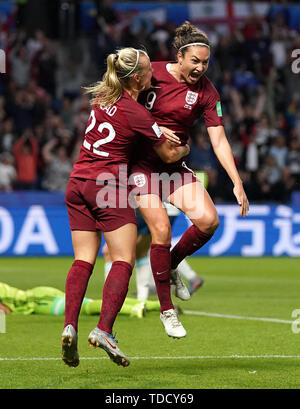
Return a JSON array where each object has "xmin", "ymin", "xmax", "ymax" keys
[
  {"xmin": 160, "ymin": 308, "xmax": 187, "ymax": 338},
  {"xmin": 88, "ymin": 327, "xmax": 130, "ymax": 367},
  {"xmin": 61, "ymin": 324, "xmax": 79, "ymax": 367},
  {"xmin": 170, "ymin": 269, "xmax": 191, "ymax": 301},
  {"xmin": 188, "ymin": 276, "xmax": 204, "ymax": 295},
  {"xmin": 130, "ymin": 301, "xmax": 146, "ymax": 318}
]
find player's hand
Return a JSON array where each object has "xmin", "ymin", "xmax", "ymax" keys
[
  {"xmin": 182, "ymin": 143, "xmax": 190, "ymax": 156},
  {"xmin": 0, "ymin": 302, "xmax": 11, "ymax": 314},
  {"xmin": 160, "ymin": 126, "xmax": 181, "ymax": 145},
  {"xmin": 233, "ymin": 183, "xmax": 249, "ymax": 218}
]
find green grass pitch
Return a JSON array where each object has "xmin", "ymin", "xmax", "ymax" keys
[{"xmin": 0, "ymin": 256, "xmax": 299, "ymax": 389}]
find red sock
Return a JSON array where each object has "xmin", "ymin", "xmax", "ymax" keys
[
  {"xmin": 150, "ymin": 243, "xmax": 173, "ymax": 312},
  {"xmin": 98, "ymin": 261, "xmax": 132, "ymax": 334},
  {"xmin": 64, "ymin": 260, "xmax": 94, "ymax": 331},
  {"xmin": 171, "ymin": 225, "xmax": 212, "ymax": 269}
]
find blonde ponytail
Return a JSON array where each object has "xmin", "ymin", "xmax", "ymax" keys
[{"xmin": 84, "ymin": 47, "xmax": 148, "ymax": 107}]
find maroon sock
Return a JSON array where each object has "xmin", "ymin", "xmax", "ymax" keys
[
  {"xmin": 150, "ymin": 243, "xmax": 173, "ymax": 313},
  {"xmin": 171, "ymin": 225, "xmax": 212, "ymax": 269},
  {"xmin": 64, "ymin": 259, "xmax": 94, "ymax": 331},
  {"xmin": 97, "ymin": 261, "xmax": 132, "ymax": 334}
]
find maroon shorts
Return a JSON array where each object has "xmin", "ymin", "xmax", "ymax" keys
[
  {"xmin": 129, "ymin": 161, "xmax": 198, "ymax": 201},
  {"xmin": 65, "ymin": 177, "xmax": 137, "ymax": 232}
]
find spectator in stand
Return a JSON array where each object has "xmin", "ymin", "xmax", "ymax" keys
[
  {"xmin": 245, "ymin": 133, "xmax": 259, "ymax": 173},
  {"xmin": 269, "ymin": 135, "xmax": 288, "ymax": 169},
  {"xmin": 188, "ymin": 126, "xmax": 217, "ymax": 172},
  {"xmin": 280, "ymin": 167, "xmax": 298, "ymax": 203},
  {"xmin": 13, "ymin": 128, "xmax": 39, "ymax": 190},
  {"xmin": 26, "ymin": 29, "xmax": 46, "ymax": 61},
  {"xmin": 0, "ymin": 117, "xmax": 16, "ymax": 153},
  {"xmin": 254, "ymin": 113, "xmax": 279, "ymax": 162},
  {"xmin": 9, "ymin": 45, "xmax": 31, "ymax": 88},
  {"xmin": 261, "ymin": 154, "xmax": 281, "ymax": 187},
  {"xmin": 57, "ymin": 57, "xmax": 85, "ymax": 100},
  {"xmin": 32, "ymin": 36, "xmax": 57, "ymax": 96},
  {"xmin": 0, "ymin": 153, "xmax": 16, "ymax": 191},
  {"xmin": 42, "ymin": 138, "xmax": 72, "ymax": 192},
  {"xmin": 7, "ymin": 89, "xmax": 37, "ymax": 134},
  {"xmin": 250, "ymin": 168, "xmax": 272, "ymax": 202},
  {"xmin": 60, "ymin": 96, "xmax": 75, "ymax": 130},
  {"xmin": 286, "ymin": 137, "xmax": 300, "ymax": 177}
]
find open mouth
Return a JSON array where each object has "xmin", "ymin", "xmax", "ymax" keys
[
  {"xmin": 188, "ymin": 72, "xmax": 203, "ymax": 83},
  {"xmin": 189, "ymin": 72, "xmax": 202, "ymax": 80}
]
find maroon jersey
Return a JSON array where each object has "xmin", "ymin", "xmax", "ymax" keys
[
  {"xmin": 71, "ymin": 90, "xmax": 165, "ymax": 181},
  {"xmin": 135, "ymin": 61, "xmax": 224, "ymax": 172}
]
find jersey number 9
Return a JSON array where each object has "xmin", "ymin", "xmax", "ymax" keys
[{"xmin": 145, "ymin": 91, "xmax": 157, "ymax": 111}]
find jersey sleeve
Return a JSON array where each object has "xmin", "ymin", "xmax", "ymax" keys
[
  {"xmin": 125, "ymin": 103, "xmax": 166, "ymax": 146},
  {"xmin": 202, "ymin": 79, "xmax": 224, "ymax": 128}
]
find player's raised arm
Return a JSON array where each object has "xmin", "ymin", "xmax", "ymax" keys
[{"xmin": 207, "ymin": 125, "xmax": 249, "ymax": 217}]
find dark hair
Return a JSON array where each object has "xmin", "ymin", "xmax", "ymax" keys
[{"xmin": 172, "ymin": 21, "xmax": 210, "ymax": 55}]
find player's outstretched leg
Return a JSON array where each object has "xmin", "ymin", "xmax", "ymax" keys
[
  {"xmin": 61, "ymin": 324, "xmax": 79, "ymax": 367},
  {"xmin": 88, "ymin": 327, "xmax": 130, "ymax": 367}
]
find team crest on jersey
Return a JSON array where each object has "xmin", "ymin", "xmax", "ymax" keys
[
  {"xmin": 185, "ymin": 91, "xmax": 198, "ymax": 105},
  {"xmin": 133, "ymin": 174, "xmax": 146, "ymax": 188}
]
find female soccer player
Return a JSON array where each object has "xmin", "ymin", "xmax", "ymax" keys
[
  {"xmin": 130, "ymin": 21, "xmax": 249, "ymax": 336},
  {"xmin": 61, "ymin": 47, "xmax": 189, "ymax": 368}
]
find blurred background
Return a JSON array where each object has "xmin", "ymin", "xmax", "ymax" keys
[{"xmin": 0, "ymin": 0, "xmax": 300, "ymax": 257}]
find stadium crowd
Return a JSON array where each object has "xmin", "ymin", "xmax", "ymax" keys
[{"xmin": 0, "ymin": 1, "xmax": 300, "ymax": 204}]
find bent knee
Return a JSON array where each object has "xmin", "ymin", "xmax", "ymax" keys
[
  {"xmin": 196, "ymin": 213, "xmax": 219, "ymax": 235},
  {"xmin": 210, "ymin": 214, "xmax": 220, "ymax": 232}
]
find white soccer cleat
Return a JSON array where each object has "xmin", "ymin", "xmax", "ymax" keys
[
  {"xmin": 160, "ymin": 308, "xmax": 187, "ymax": 338},
  {"xmin": 170, "ymin": 269, "xmax": 191, "ymax": 301},
  {"xmin": 61, "ymin": 324, "xmax": 79, "ymax": 367}
]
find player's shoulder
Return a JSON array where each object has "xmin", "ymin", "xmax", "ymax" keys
[
  {"xmin": 151, "ymin": 60, "xmax": 168, "ymax": 70},
  {"xmin": 151, "ymin": 60, "xmax": 170, "ymax": 76},
  {"xmin": 119, "ymin": 92, "xmax": 153, "ymax": 121},
  {"xmin": 195, "ymin": 75, "xmax": 220, "ymax": 100},
  {"xmin": 195, "ymin": 74, "xmax": 215, "ymax": 90}
]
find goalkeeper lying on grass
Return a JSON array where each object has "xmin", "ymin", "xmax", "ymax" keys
[{"xmin": 0, "ymin": 282, "xmax": 160, "ymax": 318}]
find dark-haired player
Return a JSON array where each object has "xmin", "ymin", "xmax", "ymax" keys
[{"xmin": 130, "ymin": 21, "xmax": 249, "ymax": 333}]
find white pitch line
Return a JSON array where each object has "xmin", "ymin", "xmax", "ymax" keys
[
  {"xmin": 0, "ymin": 355, "xmax": 300, "ymax": 362},
  {"xmin": 184, "ymin": 310, "xmax": 293, "ymax": 324}
]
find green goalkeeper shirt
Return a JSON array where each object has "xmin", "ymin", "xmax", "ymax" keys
[{"xmin": 0, "ymin": 282, "xmax": 64, "ymax": 314}]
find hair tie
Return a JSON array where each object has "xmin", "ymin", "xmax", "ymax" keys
[
  {"xmin": 119, "ymin": 49, "xmax": 140, "ymax": 79},
  {"xmin": 179, "ymin": 42, "xmax": 210, "ymax": 51}
]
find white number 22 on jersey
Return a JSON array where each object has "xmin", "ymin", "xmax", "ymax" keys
[{"xmin": 83, "ymin": 109, "xmax": 115, "ymax": 157}]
